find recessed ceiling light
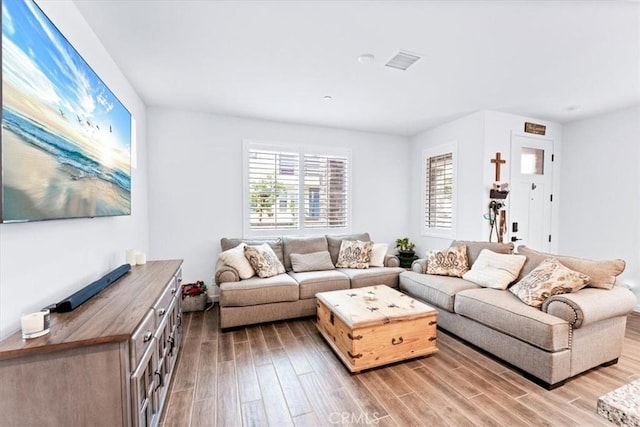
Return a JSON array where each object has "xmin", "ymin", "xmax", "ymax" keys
[
  {"xmin": 323, "ymin": 95, "xmax": 333, "ymax": 101},
  {"xmin": 357, "ymin": 53, "xmax": 375, "ymax": 63}
]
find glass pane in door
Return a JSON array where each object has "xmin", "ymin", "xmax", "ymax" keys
[{"xmin": 521, "ymin": 148, "xmax": 544, "ymax": 175}]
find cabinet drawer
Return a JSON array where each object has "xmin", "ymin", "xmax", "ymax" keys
[
  {"xmin": 131, "ymin": 310, "xmax": 156, "ymax": 366},
  {"xmin": 153, "ymin": 277, "xmax": 178, "ymax": 320}
]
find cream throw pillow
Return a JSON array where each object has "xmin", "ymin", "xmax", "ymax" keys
[
  {"xmin": 336, "ymin": 240, "xmax": 373, "ymax": 269},
  {"xmin": 510, "ymin": 258, "xmax": 591, "ymax": 307},
  {"xmin": 369, "ymin": 243, "xmax": 388, "ymax": 267},
  {"xmin": 244, "ymin": 244, "xmax": 286, "ymax": 278},
  {"xmin": 462, "ymin": 249, "xmax": 526, "ymax": 289},
  {"xmin": 219, "ymin": 243, "xmax": 255, "ymax": 279},
  {"xmin": 426, "ymin": 245, "xmax": 469, "ymax": 277}
]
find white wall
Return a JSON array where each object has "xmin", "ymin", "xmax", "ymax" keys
[
  {"xmin": 147, "ymin": 108, "xmax": 410, "ymax": 297},
  {"xmin": 408, "ymin": 111, "xmax": 562, "ymax": 257},
  {"xmin": 483, "ymin": 111, "xmax": 562, "ymax": 252},
  {"xmin": 408, "ymin": 112, "xmax": 485, "ymax": 255},
  {"xmin": 0, "ymin": 1, "xmax": 148, "ymax": 339},
  {"xmin": 559, "ymin": 106, "xmax": 640, "ymax": 308}
]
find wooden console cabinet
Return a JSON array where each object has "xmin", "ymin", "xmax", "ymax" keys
[{"xmin": 0, "ymin": 260, "xmax": 184, "ymax": 427}]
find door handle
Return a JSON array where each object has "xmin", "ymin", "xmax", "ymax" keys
[{"xmin": 511, "ymin": 236, "xmax": 522, "ymax": 242}]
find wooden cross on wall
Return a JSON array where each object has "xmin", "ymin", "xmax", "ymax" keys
[{"xmin": 491, "ymin": 152, "xmax": 506, "ymax": 181}]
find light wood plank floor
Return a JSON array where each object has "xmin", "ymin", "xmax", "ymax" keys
[{"xmin": 161, "ymin": 306, "xmax": 640, "ymax": 426}]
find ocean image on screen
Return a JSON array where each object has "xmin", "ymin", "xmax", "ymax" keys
[{"xmin": 1, "ymin": 0, "xmax": 131, "ymax": 222}]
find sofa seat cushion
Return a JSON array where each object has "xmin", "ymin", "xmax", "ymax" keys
[
  {"xmin": 340, "ymin": 267, "xmax": 405, "ymax": 289},
  {"xmin": 288, "ymin": 270, "xmax": 350, "ymax": 299},
  {"xmin": 220, "ymin": 274, "xmax": 299, "ymax": 307},
  {"xmin": 454, "ymin": 288, "xmax": 570, "ymax": 352},
  {"xmin": 399, "ymin": 271, "xmax": 480, "ymax": 312}
]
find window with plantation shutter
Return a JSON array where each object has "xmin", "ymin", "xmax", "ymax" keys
[
  {"xmin": 422, "ymin": 142, "xmax": 457, "ymax": 237},
  {"xmin": 244, "ymin": 141, "xmax": 351, "ymax": 236},
  {"xmin": 303, "ymin": 154, "xmax": 349, "ymax": 228},
  {"xmin": 247, "ymin": 148, "xmax": 300, "ymax": 230}
]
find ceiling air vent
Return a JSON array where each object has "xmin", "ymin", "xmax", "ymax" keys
[{"xmin": 385, "ymin": 50, "xmax": 421, "ymax": 71}]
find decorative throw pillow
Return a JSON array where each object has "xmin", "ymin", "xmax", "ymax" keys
[
  {"xmin": 244, "ymin": 244, "xmax": 286, "ymax": 278},
  {"xmin": 510, "ymin": 258, "xmax": 591, "ymax": 308},
  {"xmin": 517, "ymin": 246, "xmax": 624, "ymax": 290},
  {"xmin": 369, "ymin": 243, "xmax": 388, "ymax": 267},
  {"xmin": 219, "ymin": 243, "xmax": 255, "ymax": 279},
  {"xmin": 461, "ymin": 249, "xmax": 526, "ymax": 289},
  {"xmin": 290, "ymin": 251, "xmax": 335, "ymax": 273},
  {"xmin": 426, "ymin": 245, "xmax": 469, "ymax": 277},
  {"xmin": 336, "ymin": 240, "xmax": 373, "ymax": 269}
]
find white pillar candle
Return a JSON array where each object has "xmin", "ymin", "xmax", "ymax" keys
[
  {"xmin": 21, "ymin": 311, "xmax": 49, "ymax": 339},
  {"xmin": 126, "ymin": 249, "xmax": 137, "ymax": 266},
  {"xmin": 136, "ymin": 252, "xmax": 147, "ymax": 265}
]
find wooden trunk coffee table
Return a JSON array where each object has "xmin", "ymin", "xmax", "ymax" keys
[{"xmin": 316, "ymin": 285, "xmax": 438, "ymax": 372}]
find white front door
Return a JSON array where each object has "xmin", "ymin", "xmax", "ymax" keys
[{"xmin": 508, "ymin": 133, "xmax": 554, "ymax": 252}]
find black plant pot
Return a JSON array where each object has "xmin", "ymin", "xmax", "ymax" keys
[{"xmin": 397, "ymin": 251, "xmax": 417, "ymax": 268}]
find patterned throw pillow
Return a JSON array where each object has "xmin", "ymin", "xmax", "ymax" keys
[
  {"xmin": 336, "ymin": 240, "xmax": 373, "ymax": 269},
  {"xmin": 426, "ymin": 245, "xmax": 469, "ymax": 277},
  {"xmin": 219, "ymin": 243, "xmax": 256, "ymax": 280},
  {"xmin": 461, "ymin": 249, "xmax": 526, "ymax": 289},
  {"xmin": 244, "ymin": 244, "xmax": 286, "ymax": 278},
  {"xmin": 510, "ymin": 258, "xmax": 591, "ymax": 308}
]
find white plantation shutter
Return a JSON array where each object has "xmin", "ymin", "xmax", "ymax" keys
[
  {"xmin": 425, "ymin": 153, "xmax": 453, "ymax": 228},
  {"xmin": 244, "ymin": 141, "xmax": 350, "ymax": 235},
  {"xmin": 303, "ymin": 154, "xmax": 349, "ymax": 228},
  {"xmin": 247, "ymin": 148, "xmax": 299, "ymax": 230}
]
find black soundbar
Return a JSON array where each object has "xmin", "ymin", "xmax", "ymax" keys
[{"xmin": 49, "ymin": 264, "xmax": 131, "ymax": 313}]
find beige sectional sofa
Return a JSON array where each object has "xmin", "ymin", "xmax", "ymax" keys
[
  {"xmin": 399, "ymin": 241, "xmax": 638, "ymax": 389},
  {"xmin": 215, "ymin": 233, "xmax": 405, "ymax": 329}
]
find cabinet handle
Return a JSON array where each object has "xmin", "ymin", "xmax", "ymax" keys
[
  {"xmin": 158, "ymin": 309, "xmax": 166, "ymax": 317},
  {"xmin": 168, "ymin": 336, "xmax": 175, "ymax": 356},
  {"xmin": 170, "ymin": 288, "xmax": 177, "ymax": 295},
  {"xmin": 143, "ymin": 332, "xmax": 153, "ymax": 343},
  {"xmin": 154, "ymin": 371, "xmax": 163, "ymax": 391}
]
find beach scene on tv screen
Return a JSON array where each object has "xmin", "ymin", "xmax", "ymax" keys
[{"xmin": 1, "ymin": 0, "xmax": 132, "ymax": 222}]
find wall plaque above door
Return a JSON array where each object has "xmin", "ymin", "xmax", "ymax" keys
[{"xmin": 524, "ymin": 122, "xmax": 547, "ymax": 135}]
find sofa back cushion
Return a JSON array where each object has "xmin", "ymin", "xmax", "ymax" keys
[
  {"xmin": 283, "ymin": 236, "xmax": 329, "ymax": 271},
  {"xmin": 326, "ymin": 233, "xmax": 371, "ymax": 265},
  {"xmin": 450, "ymin": 240, "xmax": 514, "ymax": 267},
  {"xmin": 221, "ymin": 238, "xmax": 285, "ymax": 266},
  {"xmin": 517, "ymin": 246, "xmax": 625, "ymax": 290}
]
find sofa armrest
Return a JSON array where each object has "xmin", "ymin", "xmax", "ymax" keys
[
  {"xmin": 411, "ymin": 258, "xmax": 427, "ymax": 274},
  {"xmin": 541, "ymin": 286, "xmax": 637, "ymax": 329},
  {"xmin": 215, "ymin": 259, "xmax": 240, "ymax": 285},
  {"xmin": 384, "ymin": 254, "xmax": 400, "ymax": 268}
]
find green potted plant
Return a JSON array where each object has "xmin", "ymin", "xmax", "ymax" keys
[{"xmin": 395, "ymin": 237, "xmax": 417, "ymax": 268}]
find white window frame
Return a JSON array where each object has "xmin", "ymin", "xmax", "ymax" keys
[
  {"xmin": 243, "ymin": 140, "xmax": 352, "ymax": 237},
  {"xmin": 421, "ymin": 141, "xmax": 457, "ymax": 238}
]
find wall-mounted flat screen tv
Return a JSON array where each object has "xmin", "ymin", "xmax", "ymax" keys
[{"xmin": 1, "ymin": 0, "xmax": 132, "ymax": 223}]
